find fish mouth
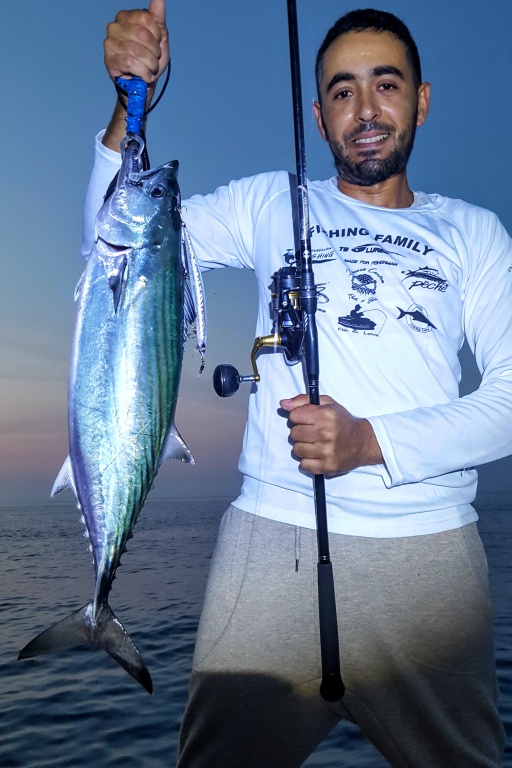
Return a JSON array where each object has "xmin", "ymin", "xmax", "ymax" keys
[{"xmin": 95, "ymin": 236, "xmax": 130, "ymax": 255}]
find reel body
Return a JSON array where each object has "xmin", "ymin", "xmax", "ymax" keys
[{"xmin": 213, "ymin": 265, "xmax": 305, "ymax": 397}]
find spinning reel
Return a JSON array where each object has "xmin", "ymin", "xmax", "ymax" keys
[{"xmin": 213, "ymin": 265, "xmax": 305, "ymax": 397}]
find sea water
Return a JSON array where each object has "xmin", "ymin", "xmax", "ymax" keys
[{"xmin": 1, "ymin": 493, "xmax": 510, "ymax": 767}]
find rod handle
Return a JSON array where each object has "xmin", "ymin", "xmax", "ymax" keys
[{"xmin": 317, "ymin": 561, "xmax": 345, "ymax": 701}]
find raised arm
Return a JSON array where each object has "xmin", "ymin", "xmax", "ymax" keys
[{"xmin": 102, "ymin": 0, "xmax": 170, "ymax": 152}]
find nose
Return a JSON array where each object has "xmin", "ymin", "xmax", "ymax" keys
[{"xmin": 356, "ymin": 88, "xmax": 380, "ymax": 123}]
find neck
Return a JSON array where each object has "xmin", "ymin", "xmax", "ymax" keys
[{"xmin": 337, "ymin": 172, "xmax": 414, "ymax": 209}]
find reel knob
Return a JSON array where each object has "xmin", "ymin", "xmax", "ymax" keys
[
  {"xmin": 213, "ymin": 364, "xmax": 258, "ymax": 397},
  {"xmin": 213, "ymin": 364, "xmax": 242, "ymax": 397}
]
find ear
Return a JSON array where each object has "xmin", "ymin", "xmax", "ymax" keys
[
  {"xmin": 416, "ymin": 82, "xmax": 431, "ymax": 127},
  {"xmin": 313, "ymin": 100, "xmax": 328, "ymax": 142}
]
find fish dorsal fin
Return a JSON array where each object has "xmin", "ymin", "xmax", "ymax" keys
[
  {"xmin": 51, "ymin": 456, "xmax": 77, "ymax": 498},
  {"xmin": 157, "ymin": 422, "xmax": 194, "ymax": 468}
]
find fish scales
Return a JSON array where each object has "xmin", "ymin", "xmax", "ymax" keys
[
  {"xmin": 74, "ymin": 251, "xmax": 179, "ymax": 592},
  {"xmin": 74, "ymin": 233, "xmax": 182, "ymax": 556},
  {"xmin": 19, "ymin": 142, "xmax": 206, "ymax": 694}
]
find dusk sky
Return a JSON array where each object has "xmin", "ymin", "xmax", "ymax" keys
[{"xmin": 2, "ymin": 0, "xmax": 512, "ymax": 506}]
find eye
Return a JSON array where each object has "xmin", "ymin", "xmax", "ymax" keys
[
  {"xmin": 151, "ymin": 185, "xmax": 166, "ymax": 198},
  {"xmin": 334, "ymin": 88, "xmax": 352, "ymax": 100},
  {"xmin": 379, "ymin": 82, "xmax": 397, "ymax": 92}
]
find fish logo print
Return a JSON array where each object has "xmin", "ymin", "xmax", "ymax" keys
[{"xmin": 397, "ymin": 304, "xmax": 436, "ymax": 333}]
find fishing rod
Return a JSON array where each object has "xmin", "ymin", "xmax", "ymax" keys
[
  {"xmin": 213, "ymin": 1, "xmax": 344, "ymax": 701},
  {"xmin": 285, "ymin": 0, "xmax": 344, "ymax": 703}
]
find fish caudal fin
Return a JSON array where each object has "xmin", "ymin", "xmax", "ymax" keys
[{"xmin": 18, "ymin": 602, "xmax": 153, "ymax": 694}]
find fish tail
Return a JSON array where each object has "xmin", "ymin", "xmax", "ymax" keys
[
  {"xmin": 18, "ymin": 602, "xmax": 153, "ymax": 694},
  {"xmin": 396, "ymin": 307, "xmax": 406, "ymax": 318}
]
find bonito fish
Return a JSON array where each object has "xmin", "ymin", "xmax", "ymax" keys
[{"xmin": 19, "ymin": 138, "xmax": 206, "ymax": 693}]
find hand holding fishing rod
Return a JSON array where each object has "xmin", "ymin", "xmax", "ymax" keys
[{"xmin": 280, "ymin": 395, "xmax": 382, "ymax": 477}]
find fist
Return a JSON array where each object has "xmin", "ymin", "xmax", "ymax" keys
[
  {"xmin": 280, "ymin": 394, "xmax": 382, "ymax": 476},
  {"xmin": 104, "ymin": 0, "xmax": 169, "ymax": 87}
]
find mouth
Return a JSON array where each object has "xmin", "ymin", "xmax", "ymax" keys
[
  {"xmin": 354, "ymin": 133, "xmax": 389, "ymax": 146},
  {"xmin": 95, "ymin": 236, "xmax": 129, "ymax": 254}
]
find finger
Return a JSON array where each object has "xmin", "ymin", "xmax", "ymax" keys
[
  {"xmin": 146, "ymin": 0, "xmax": 170, "ymax": 69},
  {"xmin": 104, "ymin": 46, "xmax": 156, "ymax": 83},
  {"xmin": 281, "ymin": 394, "xmax": 335, "ymax": 410},
  {"xmin": 105, "ymin": 9, "xmax": 166, "ymax": 78},
  {"xmin": 113, "ymin": 8, "xmax": 164, "ymax": 45},
  {"xmin": 105, "ymin": 35, "xmax": 160, "ymax": 81},
  {"xmin": 287, "ymin": 404, "xmax": 323, "ymax": 427},
  {"xmin": 291, "ymin": 440, "xmax": 321, "ymax": 459},
  {"xmin": 295, "ymin": 450, "xmax": 340, "ymax": 477},
  {"xmin": 300, "ymin": 458, "xmax": 330, "ymax": 476},
  {"xmin": 280, "ymin": 394, "xmax": 309, "ymax": 411},
  {"xmin": 148, "ymin": 0, "xmax": 166, "ymax": 25},
  {"xmin": 292, "ymin": 451, "xmax": 326, "ymax": 475},
  {"xmin": 281, "ymin": 396, "xmax": 319, "ymax": 427},
  {"xmin": 146, "ymin": 0, "xmax": 170, "ymax": 79},
  {"xmin": 289, "ymin": 424, "xmax": 319, "ymax": 444}
]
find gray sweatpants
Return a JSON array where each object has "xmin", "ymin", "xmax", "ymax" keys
[{"xmin": 177, "ymin": 506, "xmax": 504, "ymax": 768}]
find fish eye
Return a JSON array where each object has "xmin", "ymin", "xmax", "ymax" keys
[{"xmin": 150, "ymin": 185, "xmax": 167, "ymax": 198}]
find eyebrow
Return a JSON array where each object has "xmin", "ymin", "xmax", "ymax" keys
[{"xmin": 326, "ymin": 65, "xmax": 406, "ymax": 93}]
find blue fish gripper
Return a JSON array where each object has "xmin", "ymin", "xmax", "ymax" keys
[{"xmin": 115, "ymin": 76, "xmax": 148, "ymax": 136}]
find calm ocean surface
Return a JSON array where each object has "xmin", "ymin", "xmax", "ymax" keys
[{"xmin": 1, "ymin": 492, "xmax": 511, "ymax": 767}]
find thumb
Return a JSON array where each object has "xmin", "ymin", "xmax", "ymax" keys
[
  {"xmin": 148, "ymin": 0, "xmax": 166, "ymax": 25},
  {"xmin": 280, "ymin": 394, "xmax": 310, "ymax": 411}
]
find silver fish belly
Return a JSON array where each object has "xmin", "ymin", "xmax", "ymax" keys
[{"xmin": 19, "ymin": 143, "xmax": 206, "ymax": 693}]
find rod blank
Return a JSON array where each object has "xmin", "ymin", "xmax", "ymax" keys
[{"xmin": 286, "ymin": 0, "xmax": 345, "ymax": 702}]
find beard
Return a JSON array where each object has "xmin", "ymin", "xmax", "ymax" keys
[{"xmin": 326, "ymin": 119, "xmax": 417, "ymax": 187}]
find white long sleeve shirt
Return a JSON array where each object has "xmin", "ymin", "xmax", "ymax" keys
[{"xmin": 82, "ymin": 133, "xmax": 512, "ymax": 537}]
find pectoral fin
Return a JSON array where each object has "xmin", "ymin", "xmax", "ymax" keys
[
  {"xmin": 108, "ymin": 255, "xmax": 128, "ymax": 313},
  {"xmin": 157, "ymin": 422, "xmax": 194, "ymax": 467},
  {"xmin": 51, "ymin": 456, "xmax": 77, "ymax": 498}
]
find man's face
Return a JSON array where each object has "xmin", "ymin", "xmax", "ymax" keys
[{"xmin": 314, "ymin": 30, "xmax": 429, "ymax": 187}]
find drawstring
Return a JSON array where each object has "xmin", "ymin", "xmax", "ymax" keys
[{"xmin": 295, "ymin": 526, "xmax": 301, "ymax": 572}]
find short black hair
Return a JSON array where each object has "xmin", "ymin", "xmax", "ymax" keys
[{"xmin": 315, "ymin": 9, "xmax": 422, "ymax": 98}]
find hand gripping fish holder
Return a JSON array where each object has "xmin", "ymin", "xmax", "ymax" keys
[
  {"xmin": 114, "ymin": 62, "xmax": 171, "ymax": 161},
  {"xmin": 213, "ymin": 0, "xmax": 345, "ymax": 702}
]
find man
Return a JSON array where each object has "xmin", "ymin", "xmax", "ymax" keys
[{"xmin": 83, "ymin": 1, "xmax": 512, "ymax": 765}]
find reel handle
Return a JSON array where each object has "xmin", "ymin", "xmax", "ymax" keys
[{"xmin": 213, "ymin": 333, "xmax": 282, "ymax": 398}]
